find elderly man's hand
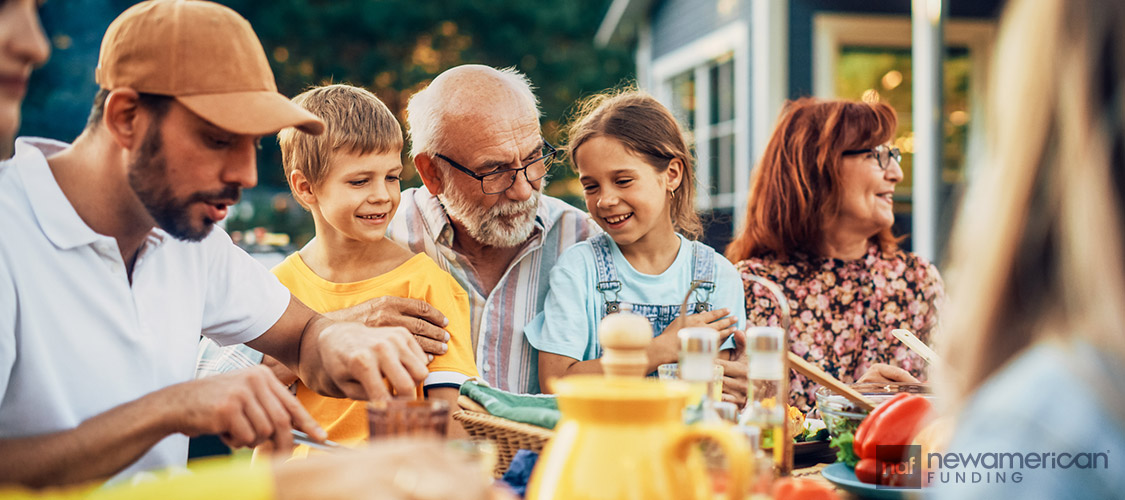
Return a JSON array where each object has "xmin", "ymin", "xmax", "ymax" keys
[
  {"xmin": 299, "ymin": 321, "xmax": 430, "ymax": 401},
  {"xmin": 327, "ymin": 296, "xmax": 450, "ymax": 358}
]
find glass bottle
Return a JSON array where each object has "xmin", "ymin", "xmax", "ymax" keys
[
  {"xmin": 677, "ymin": 326, "xmax": 721, "ymax": 423},
  {"xmin": 738, "ymin": 326, "xmax": 788, "ymax": 485}
]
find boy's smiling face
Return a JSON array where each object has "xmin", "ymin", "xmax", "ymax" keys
[{"xmin": 308, "ymin": 149, "xmax": 403, "ymax": 244}]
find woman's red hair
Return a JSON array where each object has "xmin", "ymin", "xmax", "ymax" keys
[{"xmin": 725, "ymin": 97, "xmax": 900, "ymax": 262}]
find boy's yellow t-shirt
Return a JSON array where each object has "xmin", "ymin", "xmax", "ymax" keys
[{"xmin": 271, "ymin": 252, "xmax": 477, "ymax": 452}]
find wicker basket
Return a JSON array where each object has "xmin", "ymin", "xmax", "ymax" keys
[{"xmin": 452, "ymin": 409, "xmax": 554, "ymax": 478}]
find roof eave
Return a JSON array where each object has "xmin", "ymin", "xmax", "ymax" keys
[{"xmin": 595, "ymin": 0, "xmax": 653, "ymax": 47}]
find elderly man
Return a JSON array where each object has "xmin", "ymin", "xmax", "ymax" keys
[
  {"xmin": 0, "ymin": 0, "xmax": 428, "ymax": 488},
  {"xmin": 387, "ymin": 65, "xmax": 600, "ymax": 393}
]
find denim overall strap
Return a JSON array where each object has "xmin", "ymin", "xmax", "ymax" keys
[
  {"xmin": 628, "ymin": 304, "xmax": 683, "ymax": 334},
  {"xmin": 687, "ymin": 241, "xmax": 716, "ymax": 314},
  {"xmin": 590, "ymin": 234, "xmax": 622, "ymax": 316}
]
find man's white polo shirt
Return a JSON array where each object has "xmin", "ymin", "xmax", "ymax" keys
[{"xmin": 0, "ymin": 138, "xmax": 291, "ymax": 481}]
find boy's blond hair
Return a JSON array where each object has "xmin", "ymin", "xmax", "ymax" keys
[{"xmin": 279, "ymin": 84, "xmax": 403, "ymax": 208}]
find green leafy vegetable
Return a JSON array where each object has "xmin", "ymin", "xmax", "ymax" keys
[{"xmin": 830, "ymin": 431, "xmax": 860, "ymax": 467}]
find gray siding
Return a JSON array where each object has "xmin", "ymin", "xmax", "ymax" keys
[
  {"xmin": 647, "ymin": 0, "xmax": 754, "ymax": 253},
  {"xmin": 650, "ymin": 0, "xmax": 752, "ymax": 59}
]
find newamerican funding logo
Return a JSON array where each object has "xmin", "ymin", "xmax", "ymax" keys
[{"xmin": 874, "ymin": 445, "xmax": 1112, "ymax": 489}]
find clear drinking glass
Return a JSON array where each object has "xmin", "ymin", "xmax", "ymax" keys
[
  {"xmin": 367, "ymin": 399, "xmax": 450, "ymax": 439},
  {"xmin": 657, "ymin": 362, "xmax": 724, "ymax": 403}
]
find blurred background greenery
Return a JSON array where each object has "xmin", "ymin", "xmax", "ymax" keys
[{"xmin": 23, "ymin": 0, "xmax": 634, "ymax": 252}]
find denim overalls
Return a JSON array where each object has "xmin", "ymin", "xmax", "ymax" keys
[{"xmin": 590, "ymin": 233, "xmax": 715, "ymax": 358}]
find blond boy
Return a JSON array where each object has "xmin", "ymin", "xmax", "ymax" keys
[{"xmin": 270, "ymin": 84, "xmax": 476, "ymax": 447}]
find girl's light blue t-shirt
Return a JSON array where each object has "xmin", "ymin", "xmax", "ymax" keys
[{"xmin": 525, "ymin": 233, "xmax": 746, "ymax": 361}]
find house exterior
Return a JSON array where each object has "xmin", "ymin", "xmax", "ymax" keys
[{"xmin": 598, "ymin": 0, "xmax": 1005, "ymax": 263}]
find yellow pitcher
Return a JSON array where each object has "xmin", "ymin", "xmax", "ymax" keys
[{"xmin": 526, "ymin": 375, "xmax": 752, "ymax": 500}]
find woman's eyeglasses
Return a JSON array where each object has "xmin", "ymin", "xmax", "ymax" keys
[{"xmin": 842, "ymin": 144, "xmax": 902, "ymax": 171}]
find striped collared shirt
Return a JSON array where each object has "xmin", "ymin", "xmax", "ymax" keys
[{"xmin": 387, "ymin": 188, "xmax": 598, "ymax": 393}]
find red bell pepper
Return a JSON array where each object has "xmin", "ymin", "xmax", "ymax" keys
[
  {"xmin": 854, "ymin": 458, "xmax": 878, "ymax": 484},
  {"xmin": 852, "ymin": 392, "xmax": 934, "ymax": 461},
  {"xmin": 855, "ymin": 458, "xmax": 917, "ymax": 487}
]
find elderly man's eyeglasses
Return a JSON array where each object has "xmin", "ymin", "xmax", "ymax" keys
[
  {"xmin": 842, "ymin": 144, "xmax": 902, "ymax": 170},
  {"xmin": 435, "ymin": 139, "xmax": 558, "ymax": 195}
]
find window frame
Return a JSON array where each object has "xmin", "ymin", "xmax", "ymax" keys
[
  {"xmin": 650, "ymin": 21, "xmax": 750, "ymax": 213},
  {"xmin": 813, "ymin": 13, "xmax": 996, "ymax": 181}
]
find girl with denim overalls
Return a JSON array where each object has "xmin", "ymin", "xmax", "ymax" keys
[{"xmin": 525, "ymin": 89, "xmax": 746, "ymax": 392}]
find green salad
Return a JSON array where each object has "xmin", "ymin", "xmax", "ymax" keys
[
  {"xmin": 830, "ymin": 431, "xmax": 860, "ymax": 467},
  {"xmin": 760, "ymin": 420, "xmax": 830, "ymax": 449}
]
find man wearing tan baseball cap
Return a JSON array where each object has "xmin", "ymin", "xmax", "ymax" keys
[
  {"xmin": 95, "ymin": 0, "xmax": 324, "ymax": 136},
  {"xmin": 0, "ymin": 0, "xmax": 429, "ymax": 488}
]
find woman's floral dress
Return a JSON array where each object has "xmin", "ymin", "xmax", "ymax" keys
[{"xmin": 736, "ymin": 244, "xmax": 944, "ymax": 412}]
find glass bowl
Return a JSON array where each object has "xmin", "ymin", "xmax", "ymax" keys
[{"xmin": 814, "ymin": 382, "xmax": 932, "ymax": 440}]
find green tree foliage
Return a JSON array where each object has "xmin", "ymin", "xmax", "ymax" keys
[
  {"xmin": 25, "ymin": 1, "xmax": 632, "ymax": 246},
  {"xmin": 224, "ymin": 1, "xmax": 633, "ymax": 244},
  {"xmin": 226, "ymin": 0, "xmax": 633, "ymax": 192}
]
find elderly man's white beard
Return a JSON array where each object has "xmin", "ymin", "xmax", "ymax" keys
[{"xmin": 439, "ymin": 182, "xmax": 541, "ymax": 248}]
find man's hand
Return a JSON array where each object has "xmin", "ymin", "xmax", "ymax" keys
[
  {"xmin": 249, "ymin": 297, "xmax": 430, "ymax": 404},
  {"xmin": 327, "ymin": 296, "xmax": 450, "ymax": 358},
  {"xmin": 160, "ymin": 366, "xmax": 325, "ymax": 452},
  {"xmin": 856, "ymin": 362, "xmax": 919, "ymax": 384},
  {"xmin": 299, "ymin": 320, "xmax": 430, "ymax": 401},
  {"xmin": 0, "ymin": 365, "xmax": 327, "ymax": 488}
]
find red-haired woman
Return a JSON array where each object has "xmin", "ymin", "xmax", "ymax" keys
[{"xmin": 725, "ymin": 97, "xmax": 943, "ymax": 412}]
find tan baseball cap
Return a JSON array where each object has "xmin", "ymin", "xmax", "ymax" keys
[{"xmin": 95, "ymin": 0, "xmax": 324, "ymax": 136}]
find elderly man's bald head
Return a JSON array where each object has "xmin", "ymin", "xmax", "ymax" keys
[{"xmin": 406, "ymin": 65, "xmax": 540, "ymax": 158}]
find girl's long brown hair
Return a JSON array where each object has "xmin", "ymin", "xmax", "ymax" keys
[
  {"xmin": 565, "ymin": 87, "xmax": 703, "ymax": 239},
  {"xmin": 725, "ymin": 98, "xmax": 899, "ymax": 262}
]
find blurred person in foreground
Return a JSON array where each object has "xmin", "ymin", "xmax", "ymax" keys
[
  {"xmin": 0, "ymin": 0, "xmax": 50, "ymax": 159},
  {"xmin": 933, "ymin": 0, "xmax": 1125, "ymax": 496},
  {"xmin": 723, "ymin": 98, "xmax": 944, "ymax": 412},
  {"xmin": 0, "ymin": 0, "xmax": 429, "ymax": 488},
  {"xmin": 0, "ymin": 439, "xmax": 509, "ymax": 500}
]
